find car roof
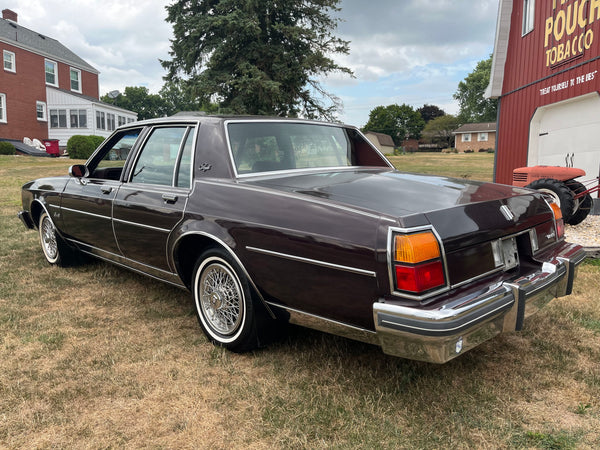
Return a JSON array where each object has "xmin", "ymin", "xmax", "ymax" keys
[{"xmin": 130, "ymin": 113, "xmax": 354, "ymax": 129}]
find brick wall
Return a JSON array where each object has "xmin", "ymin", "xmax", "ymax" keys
[
  {"xmin": 455, "ymin": 131, "xmax": 496, "ymax": 152},
  {"xmin": 0, "ymin": 42, "xmax": 99, "ymax": 141}
]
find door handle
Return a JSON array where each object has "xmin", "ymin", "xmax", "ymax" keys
[
  {"xmin": 162, "ymin": 193, "xmax": 178, "ymax": 203},
  {"xmin": 101, "ymin": 186, "xmax": 113, "ymax": 194}
]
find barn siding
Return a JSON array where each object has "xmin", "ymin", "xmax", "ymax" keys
[{"xmin": 495, "ymin": 0, "xmax": 600, "ymax": 184}]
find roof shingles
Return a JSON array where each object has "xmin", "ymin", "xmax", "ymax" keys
[{"xmin": 0, "ymin": 17, "xmax": 98, "ymax": 73}]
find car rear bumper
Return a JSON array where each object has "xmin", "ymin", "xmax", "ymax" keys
[{"xmin": 373, "ymin": 242, "xmax": 587, "ymax": 363}]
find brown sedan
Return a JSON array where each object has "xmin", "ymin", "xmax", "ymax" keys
[{"xmin": 19, "ymin": 115, "xmax": 586, "ymax": 363}]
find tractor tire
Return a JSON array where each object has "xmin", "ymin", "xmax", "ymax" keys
[
  {"xmin": 526, "ymin": 178, "xmax": 575, "ymax": 222},
  {"xmin": 564, "ymin": 180, "xmax": 592, "ymax": 225}
]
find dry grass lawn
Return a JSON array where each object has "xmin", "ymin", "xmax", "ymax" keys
[{"xmin": 1, "ymin": 155, "xmax": 599, "ymax": 448}]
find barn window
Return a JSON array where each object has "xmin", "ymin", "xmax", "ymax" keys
[{"xmin": 522, "ymin": 0, "xmax": 535, "ymax": 35}]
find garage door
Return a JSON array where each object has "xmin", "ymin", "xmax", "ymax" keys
[{"xmin": 528, "ymin": 92, "xmax": 600, "ymax": 197}]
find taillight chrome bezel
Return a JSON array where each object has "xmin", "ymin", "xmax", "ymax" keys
[{"xmin": 387, "ymin": 225, "xmax": 450, "ymax": 300}]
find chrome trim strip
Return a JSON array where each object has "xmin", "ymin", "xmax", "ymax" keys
[
  {"xmin": 386, "ymin": 225, "xmax": 451, "ymax": 300},
  {"xmin": 66, "ymin": 237, "xmax": 177, "ymax": 277},
  {"xmin": 246, "ymin": 246, "xmax": 377, "ymax": 277},
  {"xmin": 268, "ymin": 303, "xmax": 379, "ymax": 345},
  {"xmin": 77, "ymin": 247, "xmax": 186, "ymax": 289},
  {"xmin": 195, "ymin": 179, "xmax": 396, "ymax": 222},
  {"xmin": 113, "ymin": 217, "xmax": 171, "ymax": 233},
  {"xmin": 60, "ymin": 206, "xmax": 111, "ymax": 221}
]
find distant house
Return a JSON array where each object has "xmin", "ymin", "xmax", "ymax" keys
[
  {"xmin": 452, "ymin": 123, "xmax": 496, "ymax": 152},
  {"xmin": 0, "ymin": 9, "xmax": 136, "ymax": 147},
  {"xmin": 364, "ymin": 131, "xmax": 395, "ymax": 154}
]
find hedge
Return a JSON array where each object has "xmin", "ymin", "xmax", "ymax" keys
[
  {"xmin": 67, "ymin": 135, "xmax": 105, "ymax": 160},
  {"xmin": 0, "ymin": 141, "xmax": 16, "ymax": 155}
]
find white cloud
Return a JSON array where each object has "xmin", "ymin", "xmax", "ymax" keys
[{"xmin": 3, "ymin": 0, "xmax": 498, "ymax": 124}]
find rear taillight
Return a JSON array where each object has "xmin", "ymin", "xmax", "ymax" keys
[
  {"xmin": 549, "ymin": 202, "xmax": 564, "ymax": 239},
  {"xmin": 392, "ymin": 231, "xmax": 446, "ymax": 295}
]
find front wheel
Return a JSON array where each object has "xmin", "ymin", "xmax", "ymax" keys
[
  {"xmin": 192, "ymin": 248, "xmax": 259, "ymax": 352},
  {"xmin": 526, "ymin": 178, "xmax": 575, "ymax": 222},
  {"xmin": 38, "ymin": 212, "xmax": 75, "ymax": 266}
]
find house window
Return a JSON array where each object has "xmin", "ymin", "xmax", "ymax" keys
[
  {"xmin": 70, "ymin": 68, "xmax": 81, "ymax": 92},
  {"xmin": 45, "ymin": 60, "xmax": 58, "ymax": 86},
  {"xmin": 36, "ymin": 102, "xmax": 47, "ymax": 121},
  {"xmin": 50, "ymin": 109, "xmax": 67, "ymax": 128},
  {"xmin": 96, "ymin": 111, "xmax": 106, "ymax": 130},
  {"xmin": 107, "ymin": 113, "xmax": 115, "ymax": 131},
  {"xmin": 462, "ymin": 133, "xmax": 471, "ymax": 142},
  {"xmin": 70, "ymin": 109, "xmax": 87, "ymax": 128},
  {"xmin": 0, "ymin": 93, "xmax": 6, "ymax": 123},
  {"xmin": 478, "ymin": 132, "xmax": 488, "ymax": 142},
  {"xmin": 3, "ymin": 50, "xmax": 15, "ymax": 72},
  {"xmin": 118, "ymin": 116, "xmax": 126, "ymax": 126},
  {"xmin": 522, "ymin": 0, "xmax": 535, "ymax": 35}
]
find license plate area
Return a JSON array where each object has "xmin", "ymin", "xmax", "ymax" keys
[{"xmin": 492, "ymin": 236, "xmax": 519, "ymax": 271}]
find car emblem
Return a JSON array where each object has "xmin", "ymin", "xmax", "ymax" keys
[{"xmin": 500, "ymin": 205, "xmax": 515, "ymax": 221}]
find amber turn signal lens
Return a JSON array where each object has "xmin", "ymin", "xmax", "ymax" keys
[
  {"xmin": 394, "ymin": 232, "xmax": 441, "ymax": 264},
  {"xmin": 549, "ymin": 202, "xmax": 562, "ymax": 220},
  {"xmin": 549, "ymin": 202, "xmax": 564, "ymax": 238}
]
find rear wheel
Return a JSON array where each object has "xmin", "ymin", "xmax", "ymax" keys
[
  {"xmin": 526, "ymin": 178, "xmax": 575, "ymax": 222},
  {"xmin": 192, "ymin": 248, "xmax": 259, "ymax": 352},
  {"xmin": 564, "ymin": 180, "xmax": 592, "ymax": 225}
]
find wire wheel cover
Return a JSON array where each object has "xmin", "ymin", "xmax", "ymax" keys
[
  {"xmin": 199, "ymin": 263, "xmax": 243, "ymax": 335},
  {"xmin": 41, "ymin": 217, "xmax": 58, "ymax": 260}
]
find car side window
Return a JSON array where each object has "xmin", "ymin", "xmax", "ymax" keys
[
  {"xmin": 89, "ymin": 128, "xmax": 143, "ymax": 180},
  {"xmin": 176, "ymin": 129, "xmax": 194, "ymax": 188},
  {"xmin": 130, "ymin": 127, "xmax": 187, "ymax": 186}
]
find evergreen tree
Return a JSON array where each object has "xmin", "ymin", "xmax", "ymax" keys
[{"xmin": 161, "ymin": 0, "xmax": 352, "ymax": 120}]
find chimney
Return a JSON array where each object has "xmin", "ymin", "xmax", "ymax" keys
[{"xmin": 2, "ymin": 9, "xmax": 18, "ymax": 22}]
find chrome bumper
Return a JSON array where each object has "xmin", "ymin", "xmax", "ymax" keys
[{"xmin": 373, "ymin": 242, "xmax": 587, "ymax": 363}]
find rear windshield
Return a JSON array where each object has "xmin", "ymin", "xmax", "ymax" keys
[{"xmin": 228, "ymin": 122, "xmax": 357, "ymax": 175}]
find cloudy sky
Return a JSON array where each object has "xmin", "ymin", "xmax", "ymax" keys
[{"xmin": 3, "ymin": 0, "xmax": 499, "ymax": 126}]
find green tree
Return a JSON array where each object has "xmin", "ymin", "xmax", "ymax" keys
[
  {"xmin": 417, "ymin": 104, "xmax": 445, "ymax": 123},
  {"xmin": 158, "ymin": 80, "xmax": 219, "ymax": 116},
  {"xmin": 101, "ymin": 86, "xmax": 169, "ymax": 121},
  {"xmin": 161, "ymin": 0, "xmax": 352, "ymax": 120},
  {"xmin": 421, "ymin": 114, "xmax": 460, "ymax": 148},
  {"xmin": 454, "ymin": 55, "xmax": 498, "ymax": 123},
  {"xmin": 363, "ymin": 104, "xmax": 425, "ymax": 146}
]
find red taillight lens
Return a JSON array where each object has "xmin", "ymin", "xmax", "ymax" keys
[
  {"xmin": 392, "ymin": 230, "xmax": 446, "ymax": 295},
  {"xmin": 395, "ymin": 260, "xmax": 445, "ymax": 293}
]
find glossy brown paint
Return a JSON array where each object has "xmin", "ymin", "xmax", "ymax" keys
[{"xmin": 19, "ymin": 115, "xmax": 577, "ymax": 342}]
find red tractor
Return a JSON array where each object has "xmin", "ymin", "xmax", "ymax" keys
[{"xmin": 513, "ymin": 166, "xmax": 598, "ymax": 225}]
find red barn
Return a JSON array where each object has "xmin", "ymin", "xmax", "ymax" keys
[{"xmin": 487, "ymin": 0, "xmax": 600, "ymax": 208}]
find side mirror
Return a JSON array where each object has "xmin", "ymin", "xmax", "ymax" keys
[{"xmin": 69, "ymin": 164, "xmax": 89, "ymax": 178}]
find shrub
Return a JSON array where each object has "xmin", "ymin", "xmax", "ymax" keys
[
  {"xmin": 89, "ymin": 135, "xmax": 105, "ymax": 149},
  {"xmin": 464, "ymin": 149, "xmax": 474, "ymax": 153},
  {"xmin": 67, "ymin": 135, "xmax": 99, "ymax": 160},
  {"xmin": 0, "ymin": 141, "xmax": 16, "ymax": 155}
]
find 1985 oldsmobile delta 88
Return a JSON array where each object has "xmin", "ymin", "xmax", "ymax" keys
[{"xmin": 18, "ymin": 115, "xmax": 586, "ymax": 363}]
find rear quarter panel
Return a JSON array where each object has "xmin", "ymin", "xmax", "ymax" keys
[{"xmin": 183, "ymin": 179, "xmax": 391, "ymax": 330}]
